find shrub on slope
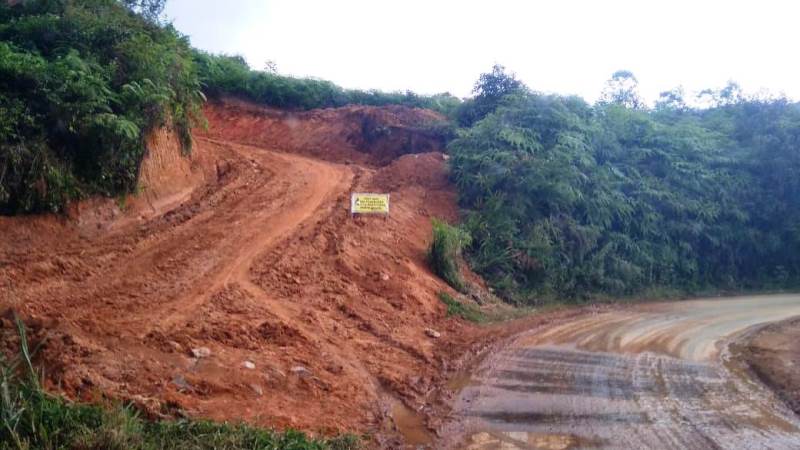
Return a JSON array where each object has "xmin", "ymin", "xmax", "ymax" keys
[
  {"xmin": 0, "ymin": 0, "xmax": 203, "ymax": 213},
  {"xmin": 428, "ymin": 218, "xmax": 471, "ymax": 292}
]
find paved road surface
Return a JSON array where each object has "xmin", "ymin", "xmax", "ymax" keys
[{"xmin": 446, "ymin": 294, "xmax": 800, "ymax": 449}]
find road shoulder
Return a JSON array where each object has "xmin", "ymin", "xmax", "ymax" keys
[{"xmin": 733, "ymin": 316, "xmax": 800, "ymax": 415}]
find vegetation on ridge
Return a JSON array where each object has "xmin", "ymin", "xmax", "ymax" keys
[
  {"xmin": 448, "ymin": 66, "xmax": 800, "ymax": 303},
  {"xmin": 193, "ymin": 51, "xmax": 461, "ymax": 115}
]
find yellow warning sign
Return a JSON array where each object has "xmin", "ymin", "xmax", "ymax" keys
[{"xmin": 351, "ymin": 193, "xmax": 390, "ymax": 214}]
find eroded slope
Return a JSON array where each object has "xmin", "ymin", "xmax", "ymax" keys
[{"xmin": 0, "ymin": 99, "xmax": 486, "ymax": 439}]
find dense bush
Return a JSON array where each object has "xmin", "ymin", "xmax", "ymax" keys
[
  {"xmin": 449, "ymin": 69, "xmax": 800, "ymax": 303},
  {"xmin": 0, "ymin": 0, "xmax": 203, "ymax": 214},
  {"xmin": 193, "ymin": 51, "xmax": 461, "ymax": 115}
]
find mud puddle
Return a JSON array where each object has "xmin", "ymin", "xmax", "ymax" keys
[
  {"xmin": 392, "ymin": 402, "xmax": 434, "ymax": 447},
  {"xmin": 464, "ymin": 430, "xmax": 603, "ymax": 450}
]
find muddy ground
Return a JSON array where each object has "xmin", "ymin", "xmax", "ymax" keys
[
  {"xmin": 442, "ymin": 294, "xmax": 800, "ymax": 449},
  {"xmin": 0, "ymin": 99, "xmax": 510, "ymax": 447},
  {"xmin": 5, "ymin": 98, "xmax": 800, "ymax": 450},
  {"xmin": 735, "ymin": 316, "xmax": 800, "ymax": 416}
]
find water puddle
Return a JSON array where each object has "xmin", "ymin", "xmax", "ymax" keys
[
  {"xmin": 465, "ymin": 430, "xmax": 603, "ymax": 449},
  {"xmin": 446, "ymin": 370, "xmax": 474, "ymax": 392},
  {"xmin": 392, "ymin": 402, "xmax": 434, "ymax": 447}
]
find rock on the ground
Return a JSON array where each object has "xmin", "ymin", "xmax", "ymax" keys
[
  {"xmin": 425, "ymin": 328, "xmax": 441, "ymax": 339},
  {"xmin": 290, "ymin": 365, "xmax": 312, "ymax": 377},
  {"xmin": 243, "ymin": 360, "xmax": 256, "ymax": 370},
  {"xmin": 249, "ymin": 383, "xmax": 263, "ymax": 396},
  {"xmin": 190, "ymin": 347, "xmax": 212, "ymax": 358},
  {"xmin": 172, "ymin": 374, "xmax": 192, "ymax": 392}
]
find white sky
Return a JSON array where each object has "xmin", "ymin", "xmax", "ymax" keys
[{"xmin": 164, "ymin": 0, "xmax": 800, "ymax": 104}]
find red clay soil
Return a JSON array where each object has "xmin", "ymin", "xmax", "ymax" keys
[
  {"xmin": 201, "ymin": 98, "xmax": 449, "ymax": 166},
  {"xmin": 0, "ymin": 99, "xmax": 495, "ymax": 444},
  {"xmin": 733, "ymin": 317, "xmax": 800, "ymax": 416}
]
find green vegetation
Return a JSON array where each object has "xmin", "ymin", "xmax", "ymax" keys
[
  {"xmin": 437, "ymin": 291, "xmax": 485, "ymax": 323},
  {"xmin": 427, "ymin": 219, "xmax": 471, "ymax": 292},
  {"xmin": 449, "ymin": 66, "xmax": 800, "ymax": 303},
  {"xmin": 193, "ymin": 51, "xmax": 461, "ymax": 115},
  {"xmin": 454, "ymin": 64, "xmax": 525, "ymax": 127},
  {"xmin": 0, "ymin": 0, "xmax": 204, "ymax": 214},
  {"xmin": 0, "ymin": 316, "xmax": 360, "ymax": 450}
]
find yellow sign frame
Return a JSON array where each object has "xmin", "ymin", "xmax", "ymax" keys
[{"xmin": 351, "ymin": 193, "xmax": 390, "ymax": 214}]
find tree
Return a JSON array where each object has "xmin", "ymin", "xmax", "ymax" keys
[
  {"xmin": 120, "ymin": 0, "xmax": 166, "ymax": 22},
  {"xmin": 473, "ymin": 64, "xmax": 524, "ymax": 101},
  {"xmin": 456, "ymin": 64, "xmax": 526, "ymax": 126},
  {"xmin": 600, "ymin": 70, "xmax": 644, "ymax": 109},
  {"xmin": 655, "ymin": 87, "xmax": 687, "ymax": 111},
  {"xmin": 697, "ymin": 81, "xmax": 744, "ymax": 107},
  {"xmin": 263, "ymin": 59, "xmax": 278, "ymax": 74}
]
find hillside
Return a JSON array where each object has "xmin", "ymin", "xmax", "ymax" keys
[
  {"xmin": 3, "ymin": 2, "xmax": 800, "ymax": 449},
  {"xmin": 0, "ymin": 0, "xmax": 456, "ymax": 215},
  {"xmin": 0, "ymin": 99, "xmax": 495, "ymax": 445}
]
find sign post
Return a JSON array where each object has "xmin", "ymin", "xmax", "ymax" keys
[{"xmin": 351, "ymin": 193, "xmax": 390, "ymax": 215}]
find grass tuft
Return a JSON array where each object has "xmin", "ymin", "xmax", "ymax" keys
[
  {"xmin": 428, "ymin": 219, "xmax": 471, "ymax": 293},
  {"xmin": 437, "ymin": 291, "xmax": 486, "ymax": 323}
]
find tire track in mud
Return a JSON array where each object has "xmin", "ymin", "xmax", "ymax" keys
[
  {"xmin": 444, "ymin": 294, "xmax": 800, "ymax": 449},
  {"xmin": 149, "ymin": 137, "xmax": 353, "ymax": 333},
  {"xmin": 1, "ymin": 113, "xmax": 479, "ymax": 436},
  {"xmin": 0, "ymin": 136, "xmax": 364, "ymax": 428}
]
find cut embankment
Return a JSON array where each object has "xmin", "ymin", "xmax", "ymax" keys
[
  {"xmin": 200, "ymin": 97, "xmax": 450, "ymax": 165},
  {"xmin": 0, "ymin": 99, "xmax": 494, "ymax": 443},
  {"xmin": 734, "ymin": 316, "xmax": 800, "ymax": 416}
]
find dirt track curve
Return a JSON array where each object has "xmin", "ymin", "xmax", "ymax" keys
[
  {"xmin": 445, "ymin": 294, "xmax": 800, "ymax": 449},
  {"xmin": 1, "ymin": 100, "xmax": 488, "ymax": 438},
  {"xmin": 151, "ymin": 138, "xmax": 351, "ymax": 332}
]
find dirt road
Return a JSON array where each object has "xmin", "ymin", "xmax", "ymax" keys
[
  {"xmin": 1, "ymin": 100, "xmax": 485, "ymax": 437},
  {"xmin": 445, "ymin": 294, "xmax": 800, "ymax": 449}
]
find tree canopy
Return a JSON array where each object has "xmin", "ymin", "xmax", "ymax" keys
[
  {"xmin": 449, "ymin": 70, "xmax": 800, "ymax": 302},
  {"xmin": 456, "ymin": 64, "xmax": 525, "ymax": 127}
]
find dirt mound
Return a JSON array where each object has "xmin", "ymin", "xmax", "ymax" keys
[
  {"xmin": 733, "ymin": 317, "xmax": 800, "ymax": 415},
  {"xmin": 200, "ymin": 97, "xmax": 450, "ymax": 166},
  {"xmin": 372, "ymin": 153, "xmax": 452, "ymax": 193},
  {"xmin": 0, "ymin": 100, "xmax": 491, "ymax": 444}
]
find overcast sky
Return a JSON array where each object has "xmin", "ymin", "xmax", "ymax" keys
[{"xmin": 164, "ymin": 0, "xmax": 800, "ymax": 104}]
